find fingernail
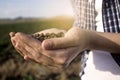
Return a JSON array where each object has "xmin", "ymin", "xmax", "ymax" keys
[{"xmin": 24, "ymin": 55, "xmax": 29, "ymax": 60}]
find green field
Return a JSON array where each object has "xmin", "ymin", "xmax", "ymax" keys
[
  {"xmin": 0, "ymin": 17, "xmax": 81, "ymax": 80},
  {"xmin": 0, "ymin": 17, "xmax": 73, "ymax": 37}
]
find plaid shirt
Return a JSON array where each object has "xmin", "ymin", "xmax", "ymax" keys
[
  {"xmin": 71, "ymin": 0, "xmax": 120, "ymax": 77},
  {"xmin": 102, "ymin": 0, "xmax": 120, "ymax": 66},
  {"xmin": 71, "ymin": 0, "xmax": 96, "ymax": 30}
]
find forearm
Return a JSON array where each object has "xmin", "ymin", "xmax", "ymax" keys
[{"xmin": 87, "ymin": 30, "xmax": 120, "ymax": 54}]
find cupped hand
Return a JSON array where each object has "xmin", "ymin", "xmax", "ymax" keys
[
  {"xmin": 41, "ymin": 27, "xmax": 90, "ymax": 67},
  {"xmin": 9, "ymin": 27, "xmax": 86, "ymax": 68},
  {"xmin": 42, "ymin": 27, "xmax": 89, "ymax": 50},
  {"xmin": 10, "ymin": 32, "xmax": 56, "ymax": 66},
  {"xmin": 9, "ymin": 28, "xmax": 70, "ymax": 68}
]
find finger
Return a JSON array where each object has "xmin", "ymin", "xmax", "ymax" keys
[
  {"xmin": 24, "ymin": 55, "xmax": 30, "ymax": 61},
  {"xmin": 14, "ymin": 40, "xmax": 35, "ymax": 58},
  {"xmin": 42, "ymin": 46, "xmax": 81, "ymax": 66},
  {"xmin": 10, "ymin": 34, "xmax": 26, "ymax": 56},
  {"xmin": 15, "ymin": 42, "xmax": 29, "ymax": 56},
  {"xmin": 42, "ymin": 37, "xmax": 77, "ymax": 50},
  {"xmin": 16, "ymin": 49, "xmax": 24, "ymax": 56},
  {"xmin": 22, "ymin": 45, "xmax": 42, "ymax": 63},
  {"xmin": 24, "ymin": 44, "xmax": 41, "ymax": 57},
  {"xmin": 15, "ymin": 32, "xmax": 42, "ymax": 51},
  {"xmin": 17, "ymin": 45, "xmax": 34, "ymax": 61},
  {"xmin": 11, "ymin": 37, "xmax": 16, "ymax": 46},
  {"xmin": 9, "ymin": 32, "xmax": 15, "ymax": 37},
  {"xmin": 38, "ymin": 54, "xmax": 59, "ymax": 67}
]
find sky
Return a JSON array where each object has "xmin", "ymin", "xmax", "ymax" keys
[{"xmin": 0, "ymin": 0, "xmax": 74, "ymax": 19}]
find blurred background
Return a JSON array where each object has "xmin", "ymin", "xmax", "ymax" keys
[{"xmin": 0, "ymin": 0, "xmax": 81, "ymax": 80}]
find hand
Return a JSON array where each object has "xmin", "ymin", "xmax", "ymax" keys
[
  {"xmin": 9, "ymin": 27, "xmax": 86, "ymax": 68},
  {"xmin": 41, "ymin": 27, "xmax": 89, "ymax": 67},
  {"xmin": 9, "ymin": 28, "xmax": 68, "ymax": 68},
  {"xmin": 10, "ymin": 32, "xmax": 54, "ymax": 66},
  {"xmin": 42, "ymin": 27, "xmax": 89, "ymax": 50}
]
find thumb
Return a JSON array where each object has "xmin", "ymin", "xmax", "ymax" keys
[{"xmin": 42, "ymin": 37, "xmax": 77, "ymax": 50}]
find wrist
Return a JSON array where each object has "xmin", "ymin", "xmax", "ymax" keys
[
  {"xmin": 84, "ymin": 30, "xmax": 93, "ymax": 50},
  {"xmin": 70, "ymin": 27, "xmax": 93, "ymax": 50},
  {"xmin": 82, "ymin": 30, "xmax": 95, "ymax": 50}
]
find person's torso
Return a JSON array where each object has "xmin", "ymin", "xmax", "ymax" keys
[{"xmin": 71, "ymin": 0, "xmax": 120, "ymax": 80}]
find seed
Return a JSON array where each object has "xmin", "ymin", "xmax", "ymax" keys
[{"xmin": 32, "ymin": 32, "xmax": 64, "ymax": 42}]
